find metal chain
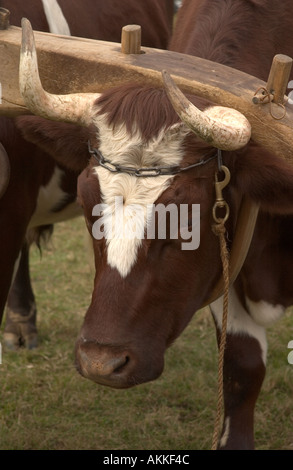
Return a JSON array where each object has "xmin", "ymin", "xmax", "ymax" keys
[{"xmin": 88, "ymin": 141, "xmax": 217, "ymax": 177}]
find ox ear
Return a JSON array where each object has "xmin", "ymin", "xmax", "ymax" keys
[
  {"xmin": 15, "ymin": 116, "xmax": 95, "ymax": 172},
  {"xmin": 232, "ymin": 142, "xmax": 293, "ymax": 214}
]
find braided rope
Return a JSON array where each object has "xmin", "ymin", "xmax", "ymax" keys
[{"xmin": 211, "ymin": 222, "xmax": 230, "ymax": 450}]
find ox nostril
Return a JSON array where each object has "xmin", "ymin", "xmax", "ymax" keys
[
  {"xmin": 113, "ymin": 355, "xmax": 129, "ymax": 373},
  {"xmin": 77, "ymin": 342, "xmax": 130, "ymax": 379}
]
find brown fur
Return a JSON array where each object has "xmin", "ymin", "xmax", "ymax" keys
[{"xmin": 170, "ymin": 0, "xmax": 293, "ymax": 80}]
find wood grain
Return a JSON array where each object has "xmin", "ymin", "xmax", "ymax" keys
[{"xmin": 1, "ymin": 25, "xmax": 293, "ymax": 162}]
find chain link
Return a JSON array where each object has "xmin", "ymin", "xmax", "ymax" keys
[{"xmin": 88, "ymin": 141, "xmax": 217, "ymax": 177}]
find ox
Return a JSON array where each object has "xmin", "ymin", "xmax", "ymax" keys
[
  {"xmin": 13, "ymin": 0, "xmax": 293, "ymax": 449},
  {"xmin": 0, "ymin": 0, "xmax": 174, "ymax": 349}
]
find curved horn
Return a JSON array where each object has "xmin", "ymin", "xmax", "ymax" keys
[
  {"xmin": 0, "ymin": 143, "xmax": 10, "ymax": 198},
  {"xmin": 19, "ymin": 18, "xmax": 100, "ymax": 125},
  {"xmin": 162, "ymin": 70, "xmax": 251, "ymax": 151}
]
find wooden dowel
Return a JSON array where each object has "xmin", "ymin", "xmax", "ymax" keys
[
  {"xmin": 266, "ymin": 54, "xmax": 293, "ymax": 104},
  {"xmin": 121, "ymin": 25, "xmax": 141, "ymax": 54},
  {"xmin": 252, "ymin": 92, "xmax": 274, "ymax": 104},
  {"xmin": 0, "ymin": 7, "xmax": 10, "ymax": 30}
]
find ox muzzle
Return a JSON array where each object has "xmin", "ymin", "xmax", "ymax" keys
[{"xmin": 75, "ymin": 337, "xmax": 165, "ymax": 388}]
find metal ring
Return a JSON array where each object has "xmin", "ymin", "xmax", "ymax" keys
[{"xmin": 212, "ymin": 201, "xmax": 230, "ymax": 224}]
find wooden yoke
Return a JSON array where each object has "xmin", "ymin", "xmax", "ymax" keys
[{"xmin": 1, "ymin": 15, "xmax": 293, "ymax": 163}]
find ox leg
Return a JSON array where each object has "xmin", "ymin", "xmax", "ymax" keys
[
  {"xmin": 210, "ymin": 286, "xmax": 266, "ymax": 450},
  {"xmin": 4, "ymin": 242, "xmax": 38, "ymax": 350}
]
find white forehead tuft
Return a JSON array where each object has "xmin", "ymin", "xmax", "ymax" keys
[
  {"xmin": 92, "ymin": 115, "xmax": 189, "ymax": 277},
  {"xmin": 92, "ymin": 113, "xmax": 188, "ymax": 167}
]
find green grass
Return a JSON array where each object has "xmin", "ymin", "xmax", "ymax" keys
[{"xmin": 0, "ymin": 218, "xmax": 292, "ymax": 450}]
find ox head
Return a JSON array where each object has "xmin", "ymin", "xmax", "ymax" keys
[{"xmin": 18, "ymin": 19, "xmax": 293, "ymax": 388}]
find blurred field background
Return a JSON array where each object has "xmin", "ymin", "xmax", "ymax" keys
[{"xmin": 0, "ymin": 217, "xmax": 292, "ymax": 450}]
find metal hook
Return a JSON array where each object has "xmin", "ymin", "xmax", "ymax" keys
[
  {"xmin": 213, "ymin": 165, "xmax": 231, "ymax": 224},
  {"xmin": 214, "ymin": 166, "xmax": 231, "ymax": 204}
]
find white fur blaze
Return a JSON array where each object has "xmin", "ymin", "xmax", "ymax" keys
[{"xmin": 92, "ymin": 118, "xmax": 189, "ymax": 277}]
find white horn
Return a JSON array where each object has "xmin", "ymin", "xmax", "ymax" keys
[
  {"xmin": 19, "ymin": 18, "xmax": 100, "ymax": 125},
  {"xmin": 162, "ymin": 70, "xmax": 251, "ymax": 151}
]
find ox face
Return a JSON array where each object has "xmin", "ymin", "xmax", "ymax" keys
[
  {"xmin": 74, "ymin": 117, "xmax": 225, "ymax": 388},
  {"xmin": 18, "ymin": 21, "xmax": 252, "ymax": 388}
]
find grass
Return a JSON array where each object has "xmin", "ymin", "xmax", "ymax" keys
[{"xmin": 0, "ymin": 217, "xmax": 292, "ymax": 450}]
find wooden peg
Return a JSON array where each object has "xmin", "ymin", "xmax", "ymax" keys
[
  {"xmin": 121, "ymin": 25, "xmax": 141, "ymax": 54},
  {"xmin": 0, "ymin": 7, "xmax": 10, "ymax": 30},
  {"xmin": 266, "ymin": 54, "xmax": 293, "ymax": 104}
]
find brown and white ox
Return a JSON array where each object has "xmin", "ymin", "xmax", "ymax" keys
[
  {"xmin": 0, "ymin": 0, "xmax": 174, "ymax": 349},
  {"xmin": 13, "ymin": 0, "xmax": 293, "ymax": 449}
]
